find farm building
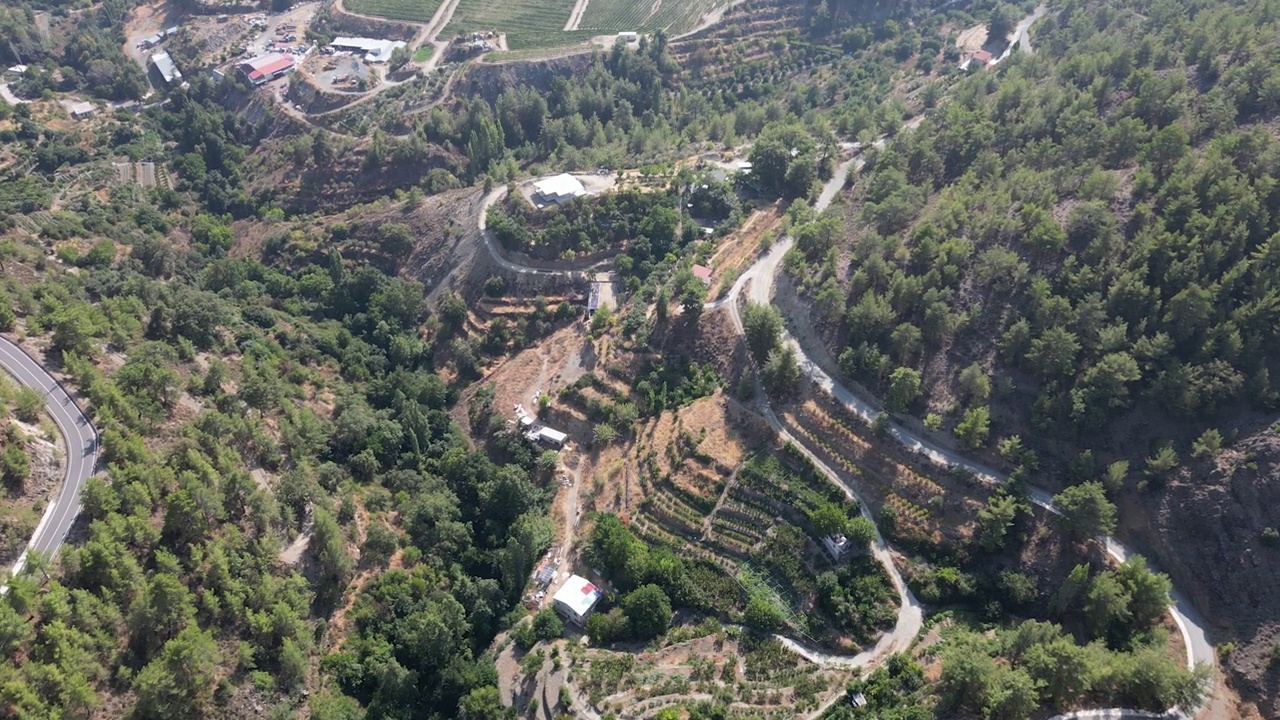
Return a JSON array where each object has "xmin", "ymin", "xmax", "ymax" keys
[
  {"xmin": 533, "ymin": 173, "xmax": 586, "ymax": 206},
  {"xmin": 967, "ymin": 49, "xmax": 995, "ymax": 69},
  {"xmin": 691, "ymin": 265, "xmax": 713, "ymax": 286},
  {"xmin": 552, "ymin": 575, "xmax": 602, "ymax": 626},
  {"xmin": 534, "ymin": 426, "xmax": 568, "ymax": 448},
  {"xmin": 67, "ymin": 101, "xmax": 96, "ymax": 120},
  {"xmin": 239, "ymin": 53, "xmax": 295, "ymax": 85},
  {"xmin": 139, "ymin": 26, "xmax": 180, "ymax": 49},
  {"xmin": 149, "ymin": 51, "xmax": 183, "ymax": 86},
  {"xmin": 822, "ymin": 534, "xmax": 852, "ymax": 562},
  {"xmin": 5, "ymin": 65, "xmax": 26, "ymax": 78},
  {"xmin": 330, "ymin": 36, "xmax": 408, "ymax": 63},
  {"xmin": 520, "ymin": 415, "xmax": 568, "ymax": 448},
  {"xmin": 618, "ymin": 31, "xmax": 639, "ymax": 41}
]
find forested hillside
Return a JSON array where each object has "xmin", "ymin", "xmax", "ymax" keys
[
  {"xmin": 7, "ymin": 0, "xmax": 1280, "ymax": 716},
  {"xmin": 0, "ymin": 87, "xmax": 559, "ymax": 717},
  {"xmin": 796, "ymin": 0, "xmax": 1280, "ymax": 461}
]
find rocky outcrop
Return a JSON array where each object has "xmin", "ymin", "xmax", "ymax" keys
[
  {"xmin": 458, "ymin": 54, "xmax": 595, "ymax": 108},
  {"xmin": 1150, "ymin": 430, "xmax": 1280, "ymax": 717}
]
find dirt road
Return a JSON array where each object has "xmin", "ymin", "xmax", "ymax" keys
[
  {"xmin": 564, "ymin": 0, "xmax": 589, "ymax": 31},
  {"xmin": 476, "ymin": 176, "xmax": 616, "ymax": 279},
  {"xmin": 462, "ymin": 110, "xmax": 1214, "ymax": 720}
]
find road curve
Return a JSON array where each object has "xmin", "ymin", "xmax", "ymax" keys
[
  {"xmin": 468, "ymin": 118, "xmax": 1213, "ymax": 720},
  {"xmin": 0, "ymin": 337, "xmax": 97, "ymax": 586},
  {"xmin": 742, "ymin": 139, "xmax": 1215, "ymax": 717}
]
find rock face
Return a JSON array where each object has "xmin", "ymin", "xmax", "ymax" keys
[
  {"xmin": 1151, "ymin": 430, "xmax": 1280, "ymax": 716},
  {"xmin": 459, "ymin": 55, "xmax": 595, "ymax": 108}
]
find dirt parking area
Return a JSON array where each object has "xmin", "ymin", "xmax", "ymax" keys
[
  {"xmin": 245, "ymin": 2, "xmax": 320, "ymax": 58},
  {"xmin": 308, "ymin": 53, "xmax": 375, "ymax": 92},
  {"xmin": 123, "ymin": 1, "xmax": 319, "ymax": 74},
  {"xmin": 471, "ymin": 322, "xmax": 592, "ymax": 422},
  {"xmin": 955, "ymin": 24, "xmax": 988, "ymax": 53}
]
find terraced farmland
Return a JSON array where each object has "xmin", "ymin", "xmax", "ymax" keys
[
  {"xmin": 578, "ymin": 0, "xmax": 724, "ymax": 36},
  {"xmin": 343, "ymin": 0, "xmax": 444, "ymax": 23}
]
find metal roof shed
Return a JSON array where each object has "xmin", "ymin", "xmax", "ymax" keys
[
  {"xmin": 536, "ymin": 427, "xmax": 568, "ymax": 448},
  {"xmin": 150, "ymin": 51, "xmax": 183, "ymax": 85}
]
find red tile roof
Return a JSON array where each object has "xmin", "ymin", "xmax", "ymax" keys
[
  {"xmin": 253, "ymin": 56, "xmax": 294, "ymax": 77},
  {"xmin": 692, "ymin": 264, "xmax": 713, "ymax": 282}
]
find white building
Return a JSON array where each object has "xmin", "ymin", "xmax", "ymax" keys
[
  {"xmin": 533, "ymin": 173, "xmax": 587, "ymax": 206},
  {"xmin": 150, "ymin": 51, "xmax": 183, "ymax": 85},
  {"xmin": 822, "ymin": 534, "xmax": 852, "ymax": 562},
  {"xmin": 331, "ymin": 36, "xmax": 408, "ymax": 63},
  {"xmin": 552, "ymin": 575, "xmax": 602, "ymax": 626},
  {"xmin": 5, "ymin": 65, "xmax": 27, "ymax": 78},
  {"xmin": 535, "ymin": 426, "xmax": 568, "ymax": 448},
  {"xmin": 518, "ymin": 414, "xmax": 568, "ymax": 449},
  {"xmin": 67, "ymin": 101, "xmax": 96, "ymax": 120}
]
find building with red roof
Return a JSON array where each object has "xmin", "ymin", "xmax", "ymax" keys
[{"xmin": 238, "ymin": 53, "xmax": 295, "ymax": 85}]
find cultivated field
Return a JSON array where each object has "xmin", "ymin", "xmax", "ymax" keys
[
  {"xmin": 578, "ymin": 0, "xmax": 723, "ymax": 36},
  {"xmin": 442, "ymin": 0, "xmax": 588, "ymax": 49},
  {"xmin": 426, "ymin": 0, "xmax": 726, "ymax": 50},
  {"xmin": 343, "ymin": 0, "xmax": 444, "ymax": 22}
]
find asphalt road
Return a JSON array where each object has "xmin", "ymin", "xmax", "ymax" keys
[
  {"xmin": 743, "ymin": 138, "xmax": 1216, "ymax": 718},
  {"xmin": 0, "ymin": 337, "xmax": 97, "ymax": 584},
  {"xmin": 470, "ymin": 110, "xmax": 1214, "ymax": 718}
]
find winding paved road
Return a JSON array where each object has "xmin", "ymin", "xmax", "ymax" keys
[
  {"xmin": 0, "ymin": 338, "xmax": 97, "ymax": 587},
  {"xmin": 731, "ymin": 137, "xmax": 1215, "ymax": 719},
  {"xmin": 476, "ymin": 70, "xmax": 1214, "ymax": 720},
  {"xmin": 992, "ymin": 4, "xmax": 1047, "ymax": 65}
]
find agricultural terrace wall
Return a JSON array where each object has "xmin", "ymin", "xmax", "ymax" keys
[
  {"xmin": 469, "ymin": 244, "xmax": 594, "ymax": 298},
  {"xmin": 496, "ymin": 240, "xmax": 622, "ymax": 271}
]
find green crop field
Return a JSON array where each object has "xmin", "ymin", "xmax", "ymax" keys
[
  {"xmin": 443, "ymin": 0, "xmax": 584, "ymax": 49},
  {"xmin": 349, "ymin": 0, "xmax": 726, "ymax": 51},
  {"xmin": 343, "ymin": 0, "xmax": 444, "ymax": 23},
  {"xmin": 578, "ymin": 0, "xmax": 723, "ymax": 36}
]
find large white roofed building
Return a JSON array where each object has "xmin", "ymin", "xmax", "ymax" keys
[
  {"xmin": 150, "ymin": 51, "xmax": 183, "ymax": 85},
  {"xmin": 533, "ymin": 173, "xmax": 587, "ymax": 206},
  {"xmin": 552, "ymin": 575, "xmax": 602, "ymax": 625},
  {"xmin": 331, "ymin": 36, "xmax": 408, "ymax": 63}
]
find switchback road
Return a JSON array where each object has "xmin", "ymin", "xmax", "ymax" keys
[
  {"xmin": 0, "ymin": 337, "xmax": 97, "ymax": 587},
  {"xmin": 737, "ymin": 135, "xmax": 1215, "ymax": 719}
]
